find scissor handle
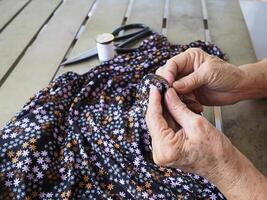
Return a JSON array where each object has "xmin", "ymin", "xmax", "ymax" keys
[
  {"xmin": 112, "ymin": 23, "xmax": 149, "ymax": 41},
  {"xmin": 116, "ymin": 28, "xmax": 152, "ymax": 48},
  {"xmin": 61, "ymin": 24, "xmax": 153, "ymax": 65}
]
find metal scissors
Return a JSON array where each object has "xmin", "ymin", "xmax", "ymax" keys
[{"xmin": 60, "ymin": 23, "xmax": 153, "ymax": 66}]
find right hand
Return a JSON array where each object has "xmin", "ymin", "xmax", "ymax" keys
[
  {"xmin": 156, "ymin": 48, "xmax": 247, "ymax": 106},
  {"xmin": 146, "ymin": 87, "xmax": 267, "ymax": 200},
  {"xmin": 146, "ymin": 87, "xmax": 238, "ymax": 179}
]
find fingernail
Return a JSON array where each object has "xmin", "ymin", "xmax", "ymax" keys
[
  {"xmin": 166, "ymin": 88, "xmax": 177, "ymax": 100},
  {"xmin": 173, "ymin": 81, "xmax": 185, "ymax": 90},
  {"xmin": 166, "ymin": 71, "xmax": 175, "ymax": 85},
  {"xmin": 150, "ymin": 85, "xmax": 157, "ymax": 94}
]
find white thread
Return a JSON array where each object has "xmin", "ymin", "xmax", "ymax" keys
[{"xmin": 96, "ymin": 33, "xmax": 115, "ymax": 62}]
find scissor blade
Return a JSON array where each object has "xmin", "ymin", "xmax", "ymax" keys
[{"xmin": 60, "ymin": 47, "xmax": 98, "ymax": 66}]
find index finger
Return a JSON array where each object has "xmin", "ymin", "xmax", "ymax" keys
[
  {"xmin": 157, "ymin": 48, "xmax": 209, "ymax": 82},
  {"xmin": 145, "ymin": 86, "xmax": 169, "ymax": 138}
]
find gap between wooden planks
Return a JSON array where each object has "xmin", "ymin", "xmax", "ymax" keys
[{"xmin": 0, "ymin": 0, "xmax": 95, "ymax": 128}]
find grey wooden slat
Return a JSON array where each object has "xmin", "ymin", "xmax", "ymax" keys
[
  {"xmin": 240, "ymin": 1, "xmax": 267, "ymax": 60},
  {"xmin": 207, "ymin": 0, "xmax": 267, "ymax": 175},
  {"xmin": 58, "ymin": 0, "xmax": 164, "ymax": 77},
  {"xmin": 0, "ymin": 0, "xmax": 62, "ymax": 85},
  {"xmin": 127, "ymin": 0, "xmax": 164, "ymax": 33},
  {"xmin": 57, "ymin": 0, "xmax": 129, "ymax": 75},
  {"xmin": 206, "ymin": 0, "xmax": 257, "ymax": 65},
  {"xmin": 0, "ymin": 0, "xmax": 30, "ymax": 31},
  {"xmin": 202, "ymin": 106, "xmax": 215, "ymax": 125},
  {"xmin": 167, "ymin": 0, "xmax": 204, "ymax": 44},
  {"xmin": 222, "ymin": 100, "xmax": 267, "ymax": 175},
  {"xmin": 166, "ymin": 0, "xmax": 214, "ymax": 124},
  {"xmin": 0, "ymin": 0, "xmax": 95, "ymax": 128}
]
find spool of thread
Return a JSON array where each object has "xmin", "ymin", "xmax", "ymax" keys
[{"xmin": 96, "ymin": 33, "xmax": 115, "ymax": 62}]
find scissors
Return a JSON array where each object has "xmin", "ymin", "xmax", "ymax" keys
[{"xmin": 60, "ymin": 23, "xmax": 153, "ymax": 66}]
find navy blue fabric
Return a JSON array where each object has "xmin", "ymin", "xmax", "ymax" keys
[{"xmin": 0, "ymin": 33, "xmax": 226, "ymax": 200}]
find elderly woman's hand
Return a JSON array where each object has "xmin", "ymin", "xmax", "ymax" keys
[
  {"xmin": 146, "ymin": 87, "xmax": 267, "ymax": 200},
  {"xmin": 156, "ymin": 48, "xmax": 249, "ymax": 106},
  {"xmin": 146, "ymin": 87, "xmax": 235, "ymax": 177}
]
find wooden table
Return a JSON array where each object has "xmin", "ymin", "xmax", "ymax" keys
[{"xmin": 1, "ymin": 0, "xmax": 267, "ymax": 175}]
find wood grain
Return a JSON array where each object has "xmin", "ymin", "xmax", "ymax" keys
[
  {"xmin": 127, "ymin": 0, "xmax": 164, "ymax": 33},
  {"xmin": 0, "ymin": 0, "xmax": 62, "ymax": 85},
  {"xmin": 0, "ymin": 0, "xmax": 94, "ymax": 127},
  {"xmin": 207, "ymin": 0, "xmax": 267, "ymax": 175},
  {"xmin": 167, "ymin": 0, "xmax": 204, "ymax": 44},
  {"xmin": 57, "ymin": 0, "xmax": 129, "ymax": 76},
  {"xmin": 207, "ymin": 0, "xmax": 257, "ymax": 65},
  {"xmin": 0, "ymin": 0, "xmax": 30, "ymax": 31}
]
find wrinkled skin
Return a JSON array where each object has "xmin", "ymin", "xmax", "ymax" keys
[
  {"xmin": 146, "ymin": 87, "xmax": 233, "ymax": 178},
  {"xmin": 156, "ymin": 48, "xmax": 247, "ymax": 106},
  {"xmin": 146, "ymin": 48, "xmax": 267, "ymax": 200}
]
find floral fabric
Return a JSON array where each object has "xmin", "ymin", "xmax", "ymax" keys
[{"xmin": 0, "ymin": 33, "xmax": 226, "ymax": 200}]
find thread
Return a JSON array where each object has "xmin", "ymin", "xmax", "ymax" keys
[{"xmin": 96, "ymin": 33, "xmax": 115, "ymax": 62}]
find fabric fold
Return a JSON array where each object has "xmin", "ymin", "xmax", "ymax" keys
[{"xmin": 0, "ymin": 33, "xmax": 226, "ymax": 200}]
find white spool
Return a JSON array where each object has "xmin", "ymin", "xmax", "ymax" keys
[{"xmin": 96, "ymin": 33, "xmax": 115, "ymax": 62}]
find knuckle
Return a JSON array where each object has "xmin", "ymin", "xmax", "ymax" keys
[
  {"xmin": 201, "ymin": 63, "xmax": 212, "ymax": 73},
  {"xmin": 186, "ymin": 47, "xmax": 203, "ymax": 55},
  {"xmin": 166, "ymin": 59, "xmax": 174, "ymax": 66},
  {"xmin": 153, "ymin": 153, "xmax": 169, "ymax": 166},
  {"xmin": 203, "ymin": 57, "xmax": 223, "ymax": 81},
  {"xmin": 201, "ymin": 62, "xmax": 215, "ymax": 74},
  {"xmin": 156, "ymin": 67, "xmax": 163, "ymax": 75},
  {"xmin": 184, "ymin": 48, "xmax": 206, "ymax": 66},
  {"xmin": 206, "ymin": 56, "xmax": 220, "ymax": 69},
  {"xmin": 188, "ymin": 75, "xmax": 197, "ymax": 86},
  {"xmin": 173, "ymin": 102, "xmax": 187, "ymax": 113},
  {"xmin": 192, "ymin": 115, "xmax": 204, "ymax": 127},
  {"xmin": 153, "ymin": 157, "xmax": 164, "ymax": 166},
  {"xmin": 159, "ymin": 127, "xmax": 173, "ymax": 137},
  {"xmin": 152, "ymin": 150, "xmax": 164, "ymax": 166}
]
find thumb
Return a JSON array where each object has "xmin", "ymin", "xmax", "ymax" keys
[
  {"xmin": 173, "ymin": 69, "xmax": 205, "ymax": 94},
  {"xmin": 165, "ymin": 88, "xmax": 197, "ymax": 128}
]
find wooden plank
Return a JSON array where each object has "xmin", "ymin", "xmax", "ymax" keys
[
  {"xmin": 57, "ymin": 0, "xmax": 129, "ymax": 75},
  {"xmin": 58, "ymin": 0, "xmax": 164, "ymax": 77},
  {"xmin": 127, "ymin": 0, "xmax": 164, "ymax": 33},
  {"xmin": 0, "ymin": 0, "xmax": 30, "ymax": 32},
  {"xmin": 166, "ymin": 0, "xmax": 214, "ymax": 124},
  {"xmin": 206, "ymin": 0, "xmax": 267, "ymax": 175},
  {"xmin": 0, "ymin": 0, "xmax": 62, "ymax": 85},
  {"xmin": 206, "ymin": 0, "xmax": 257, "ymax": 65},
  {"xmin": 167, "ymin": 0, "xmax": 204, "ymax": 44},
  {"xmin": 240, "ymin": 1, "xmax": 267, "ymax": 60},
  {"xmin": 202, "ymin": 106, "xmax": 215, "ymax": 125},
  {"xmin": 222, "ymin": 100, "xmax": 267, "ymax": 175},
  {"xmin": 0, "ymin": 0, "xmax": 95, "ymax": 128}
]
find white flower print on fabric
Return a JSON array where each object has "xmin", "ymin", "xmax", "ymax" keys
[{"xmin": 0, "ymin": 33, "xmax": 226, "ymax": 200}]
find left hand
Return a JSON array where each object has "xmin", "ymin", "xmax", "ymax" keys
[
  {"xmin": 156, "ymin": 48, "xmax": 248, "ymax": 106},
  {"xmin": 145, "ymin": 86, "xmax": 236, "ymax": 178}
]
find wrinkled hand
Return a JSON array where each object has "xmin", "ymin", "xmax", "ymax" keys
[
  {"xmin": 146, "ymin": 87, "xmax": 235, "ymax": 178},
  {"xmin": 156, "ymin": 48, "xmax": 247, "ymax": 106}
]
